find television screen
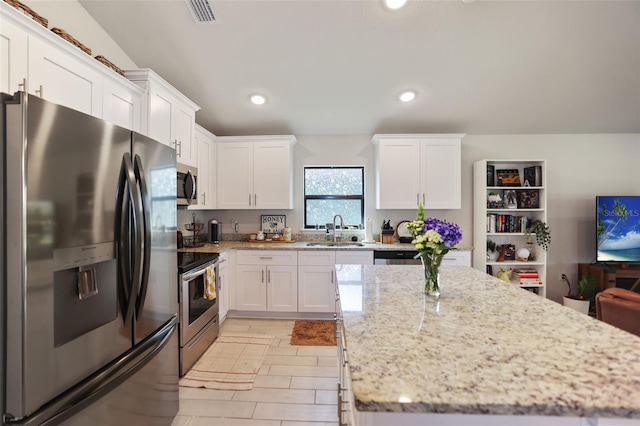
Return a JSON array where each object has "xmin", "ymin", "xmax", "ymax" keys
[{"xmin": 597, "ymin": 196, "xmax": 640, "ymax": 262}]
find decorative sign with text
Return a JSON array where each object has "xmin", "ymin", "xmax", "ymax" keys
[{"xmin": 261, "ymin": 215, "xmax": 286, "ymax": 233}]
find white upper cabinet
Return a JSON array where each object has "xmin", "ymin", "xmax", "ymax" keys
[
  {"xmin": 125, "ymin": 69, "xmax": 200, "ymax": 165},
  {"xmin": 189, "ymin": 124, "xmax": 217, "ymax": 210},
  {"xmin": 373, "ymin": 134, "xmax": 463, "ymax": 210},
  {"xmin": 28, "ymin": 36, "xmax": 103, "ymax": 117},
  {"xmin": 102, "ymin": 78, "xmax": 142, "ymax": 132},
  {"xmin": 217, "ymin": 141, "xmax": 253, "ymax": 209},
  {"xmin": 0, "ymin": 16, "xmax": 28, "ymax": 94},
  {"xmin": 216, "ymin": 136, "xmax": 296, "ymax": 210},
  {"xmin": 1, "ymin": 3, "xmax": 143, "ymax": 129}
]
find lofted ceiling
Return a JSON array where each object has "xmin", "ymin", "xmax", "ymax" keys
[{"xmin": 78, "ymin": 0, "xmax": 640, "ymax": 136}]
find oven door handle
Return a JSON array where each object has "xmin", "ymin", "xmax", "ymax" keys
[{"xmin": 182, "ymin": 267, "xmax": 210, "ymax": 282}]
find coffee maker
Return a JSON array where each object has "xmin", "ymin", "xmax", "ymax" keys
[{"xmin": 208, "ymin": 219, "xmax": 222, "ymax": 244}]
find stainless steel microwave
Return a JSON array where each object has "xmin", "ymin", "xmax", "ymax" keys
[{"xmin": 177, "ymin": 163, "xmax": 197, "ymax": 206}]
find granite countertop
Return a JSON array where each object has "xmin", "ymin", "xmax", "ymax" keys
[
  {"xmin": 336, "ymin": 265, "xmax": 640, "ymax": 418},
  {"xmin": 178, "ymin": 240, "xmax": 473, "ymax": 253}
]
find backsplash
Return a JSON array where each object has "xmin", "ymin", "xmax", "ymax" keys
[{"xmin": 178, "ymin": 209, "xmax": 378, "ymax": 243}]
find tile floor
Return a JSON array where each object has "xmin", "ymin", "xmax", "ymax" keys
[{"xmin": 172, "ymin": 318, "xmax": 339, "ymax": 426}]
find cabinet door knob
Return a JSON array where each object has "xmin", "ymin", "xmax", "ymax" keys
[
  {"xmin": 18, "ymin": 78, "xmax": 27, "ymax": 92},
  {"xmin": 202, "ymin": 192, "xmax": 206, "ymax": 205},
  {"xmin": 35, "ymin": 85, "xmax": 43, "ymax": 98}
]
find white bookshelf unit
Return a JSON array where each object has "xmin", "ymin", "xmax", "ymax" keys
[{"xmin": 473, "ymin": 160, "xmax": 547, "ymax": 297}]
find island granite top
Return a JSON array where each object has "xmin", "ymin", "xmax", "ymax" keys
[{"xmin": 335, "ymin": 265, "xmax": 640, "ymax": 418}]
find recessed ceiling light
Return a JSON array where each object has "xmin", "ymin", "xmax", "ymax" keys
[
  {"xmin": 385, "ymin": 0, "xmax": 407, "ymax": 10},
  {"xmin": 399, "ymin": 91, "xmax": 416, "ymax": 102},
  {"xmin": 250, "ymin": 94, "xmax": 266, "ymax": 105}
]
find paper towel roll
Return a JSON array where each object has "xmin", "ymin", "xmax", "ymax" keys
[{"xmin": 363, "ymin": 217, "xmax": 374, "ymax": 243}]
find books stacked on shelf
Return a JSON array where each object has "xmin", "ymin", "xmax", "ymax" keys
[
  {"xmin": 512, "ymin": 268, "xmax": 543, "ymax": 287},
  {"xmin": 523, "ymin": 166, "xmax": 542, "ymax": 187},
  {"xmin": 486, "ymin": 214, "xmax": 531, "ymax": 233}
]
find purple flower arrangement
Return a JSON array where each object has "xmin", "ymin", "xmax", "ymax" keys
[
  {"xmin": 406, "ymin": 205, "xmax": 463, "ymax": 257},
  {"xmin": 423, "ymin": 217, "xmax": 463, "ymax": 249}
]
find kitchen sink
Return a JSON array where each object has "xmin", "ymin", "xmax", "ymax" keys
[{"xmin": 306, "ymin": 242, "xmax": 364, "ymax": 247}]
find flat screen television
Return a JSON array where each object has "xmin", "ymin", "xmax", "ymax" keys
[{"xmin": 597, "ymin": 196, "xmax": 640, "ymax": 263}]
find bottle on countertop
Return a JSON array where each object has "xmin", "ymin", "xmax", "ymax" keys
[{"xmin": 325, "ymin": 229, "xmax": 331, "ymax": 241}]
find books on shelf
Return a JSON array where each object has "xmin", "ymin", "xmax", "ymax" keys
[
  {"xmin": 517, "ymin": 278, "xmax": 544, "ymax": 287},
  {"xmin": 487, "ymin": 165, "xmax": 495, "ymax": 186},
  {"xmin": 512, "ymin": 267, "xmax": 538, "ymax": 277},
  {"xmin": 512, "ymin": 268, "xmax": 543, "ymax": 286},
  {"xmin": 486, "ymin": 214, "xmax": 531, "ymax": 233},
  {"xmin": 523, "ymin": 166, "xmax": 542, "ymax": 187},
  {"xmin": 516, "ymin": 189, "xmax": 540, "ymax": 208}
]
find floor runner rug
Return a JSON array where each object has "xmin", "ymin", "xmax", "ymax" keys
[
  {"xmin": 290, "ymin": 320, "xmax": 337, "ymax": 346},
  {"xmin": 179, "ymin": 333, "xmax": 274, "ymax": 390}
]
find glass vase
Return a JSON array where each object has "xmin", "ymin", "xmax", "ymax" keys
[{"xmin": 420, "ymin": 253, "xmax": 443, "ymax": 299}]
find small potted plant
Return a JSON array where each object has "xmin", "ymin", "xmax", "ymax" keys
[
  {"xmin": 525, "ymin": 219, "xmax": 550, "ymax": 251},
  {"xmin": 486, "ymin": 239, "xmax": 498, "ymax": 261},
  {"xmin": 562, "ymin": 274, "xmax": 597, "ymax": 315}
]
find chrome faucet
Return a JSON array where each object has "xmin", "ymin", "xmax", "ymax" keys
[{"xmin": 332, "ymin": 214, "xmax": 344, "ymax": 242}]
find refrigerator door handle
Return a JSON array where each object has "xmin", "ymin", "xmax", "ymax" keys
[
  {"xmin": 6, "ymin": 317, "xmax": 178, "ymax": 426},
  {"xmin": 115, "ymin": 153, "xmax": 143, "ymax": 324},
  {"xmin": 133, "ymin": 155, "xmax": 151, "ymax": 316}
]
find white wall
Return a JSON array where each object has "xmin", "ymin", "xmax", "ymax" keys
[
  {"xmin": 22, "ymin": 0, "xmax": 138, "ymax": 69},
  {"xmin": 191, "ymin": 133, "xmax": 640, "ymax": 303}
]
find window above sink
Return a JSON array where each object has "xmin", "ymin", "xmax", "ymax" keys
[{"xmin": 303, "ymin": 166, "xmax": 364, "ymax": 229}]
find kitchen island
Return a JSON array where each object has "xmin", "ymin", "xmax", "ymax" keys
[{"xmin": 335, "ymin": 265, "xmax": 640, "ymax": 426}]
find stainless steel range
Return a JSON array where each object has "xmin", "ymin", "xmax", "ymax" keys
[{"xmin": 177, "ymin": 251, "xmax": 220, "ymax": 376}]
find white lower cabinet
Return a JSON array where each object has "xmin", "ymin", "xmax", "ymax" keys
[
  {"xmin": 236, "ymin": 250, "xmax": 297, "ymax": 312},
  {"xmin": 218, "ymin": 251, "xmax": 231, "ymax": 321},
  {"xmin": 335, "ymin": 251, "xmax": 373, "ymax": 266},
  {"xmin": 298, "ymin": 251, "xmax": 337, "ymax": 313},
  {"xmin": 336, "ymin": 300, "xmax": 356, "ymax": 426},
  {"xmin": 442, "ymin": 250, "xmax": 472, "ymax": 266},
  {"xmin": 299, "ymin": 250, "xmax": 372, "ymax": 313}
]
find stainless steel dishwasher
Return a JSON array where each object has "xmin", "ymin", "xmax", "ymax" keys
[{"xmin": 373, "ymin": 250, "xmax": 421, "ymax": 265}]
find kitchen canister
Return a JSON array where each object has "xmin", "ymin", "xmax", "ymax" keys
[{"xmin": 283, "ymin": 227, "xmax": 292, "ymax": 241}]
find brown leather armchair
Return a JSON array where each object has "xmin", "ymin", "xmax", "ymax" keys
[{"xmin": 596, "ymin": 288, "xmax": 640, "ymax": 337}]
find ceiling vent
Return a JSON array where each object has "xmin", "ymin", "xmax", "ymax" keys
[{"xmin": 187, "ymin": 0, "xmax": 215, "ymax": 23}]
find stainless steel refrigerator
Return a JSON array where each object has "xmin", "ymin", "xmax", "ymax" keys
[{"xmin": 1, "ymin": 92, "xmax": 179, "ymax": 425}]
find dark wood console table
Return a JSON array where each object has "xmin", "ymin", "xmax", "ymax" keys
[{"xmin": 578, "ymin": 263, "xmax": 640, "ymax": 293}]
